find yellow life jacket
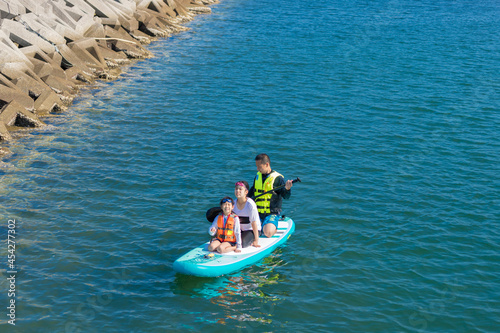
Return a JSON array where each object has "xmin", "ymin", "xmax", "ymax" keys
[
  {"xmin": 216, "ymin": 214, "xmax": 236, "ymax": 243},
  {"xmin": 253, "ymin": 171, "xmax": 282, "ymax": 214}
]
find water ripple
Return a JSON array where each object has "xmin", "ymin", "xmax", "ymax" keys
[{"xmin": 0, "ymin": 0, "xmax": 499, "ymax": 332}]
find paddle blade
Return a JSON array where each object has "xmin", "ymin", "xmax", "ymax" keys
[{"xmin": 206, "ymin": 206, "xmax": 222, "ymax": 222}]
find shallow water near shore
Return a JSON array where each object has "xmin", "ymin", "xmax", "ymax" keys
[{"xmin": 1, "ymin": 0, "xmax": 499, "ymax": 332}]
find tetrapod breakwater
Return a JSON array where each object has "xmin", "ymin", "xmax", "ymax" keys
[{"xmin": 0, "ymin": 0, "xmax": 216, "ymax": 154}]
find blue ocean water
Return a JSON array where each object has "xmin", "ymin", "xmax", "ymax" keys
[{"xmin": 1, "ymin": 0, "xmax": 499, "ymax": 332}]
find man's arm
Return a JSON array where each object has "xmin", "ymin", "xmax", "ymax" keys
[{"xmin": 274, "ymin": 176, "xmax": 291, "ymax": 199}]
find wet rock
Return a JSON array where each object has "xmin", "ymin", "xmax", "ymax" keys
[
  {"xmin": 0, "ymin": 0, "xmax": 216, "ymax": 146},
  {"xmin": 0, "ymin": 100, "xmax": 44, "ymax": 130}
]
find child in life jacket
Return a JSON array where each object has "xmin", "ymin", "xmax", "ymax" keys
[{"xmin": 208, "ymin": 196, "xmax": 242, "ymax": 253}]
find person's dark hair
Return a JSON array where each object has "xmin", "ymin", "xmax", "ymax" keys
[
  {"xmin": 255, "ymin": 153, "xmax": 270, "ymax": 165},
  {"xmin": 220, "ymin": 196, "xmax": 234, "ymax": 206},
  {"xmin": 235, "ymin": 180, "xmax": 249, "ymax": 190}
]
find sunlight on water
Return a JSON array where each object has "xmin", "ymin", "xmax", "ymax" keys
[{"xmin": 0, "ymin": 0, "xmax": 499, "ymax": 332}]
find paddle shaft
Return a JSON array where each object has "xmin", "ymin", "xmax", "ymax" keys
[{"xmin": 252, "ymin": 177, "xmax": 301, "ymax": 200}]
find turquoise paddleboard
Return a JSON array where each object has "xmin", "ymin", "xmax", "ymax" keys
[{"xmin": 173, "ymin": 217, "xmax": 295, "ymax": 277}]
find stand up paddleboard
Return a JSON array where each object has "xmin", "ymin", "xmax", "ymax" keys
[{"xmin": 173, "ymin": 217, "xmax": 295, "ymax": 277}]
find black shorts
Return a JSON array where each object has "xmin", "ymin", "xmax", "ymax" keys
[
  {"xmin": 211, "ymin": 237, "xmax": 236, "ymax": 246},
  {"xmin": 241, "ymin": 230, "xmax": 262, "ymax": 248}
]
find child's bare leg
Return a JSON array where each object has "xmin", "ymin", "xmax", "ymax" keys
[
  {"xmin": 208, "ymin": 240, "xmax": 221, "ymax": 252},
  {"xmin": 217, "ymin": 242, "xmax": 236, "ymax": 253}
]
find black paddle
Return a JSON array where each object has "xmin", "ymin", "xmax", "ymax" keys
[
  {"xmin": 252, "ymin": 177, "xmax": 301, "ymax": 200},
  {"xmin": 206, "ymin": 206, "xmax": 223, "ymax": 222},
  {"xmin": 205, "ymin": 177, "xmax": 301, "ymax": 222}
]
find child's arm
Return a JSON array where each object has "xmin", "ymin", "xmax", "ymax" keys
[
  {"xmin": 234, "ymin": 216, "xmax": 242, "ymax": 251},
  {"xmin": 209, "ymin": 216, "xmax": 218, "ymax": 236},
  {"xmin": 249, "ymin": 199, "xmax": 261, "ymax": 247}
]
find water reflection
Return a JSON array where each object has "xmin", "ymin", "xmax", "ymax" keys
[{"xmin": 172, "ymin": 249, "xmax": 289, "ymax": 325}]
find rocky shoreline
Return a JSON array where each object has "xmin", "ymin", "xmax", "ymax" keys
[{"xmin": 0, "ymin": 0, "xmax": 217, "ymax": 155}]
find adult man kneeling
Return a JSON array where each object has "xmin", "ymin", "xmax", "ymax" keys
[{"xmin": 249, "ymin": 153, "xmax": 294, "ymax": 238}]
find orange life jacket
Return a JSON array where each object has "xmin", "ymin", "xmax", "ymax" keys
[{"xmin": 216, "ymin": 214, "xmax": 236, "ymax": 243}]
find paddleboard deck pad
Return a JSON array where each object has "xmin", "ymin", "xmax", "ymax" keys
[{"xmin": 173, "ymin": 217, "xmax": 295, "ymax": 277}]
